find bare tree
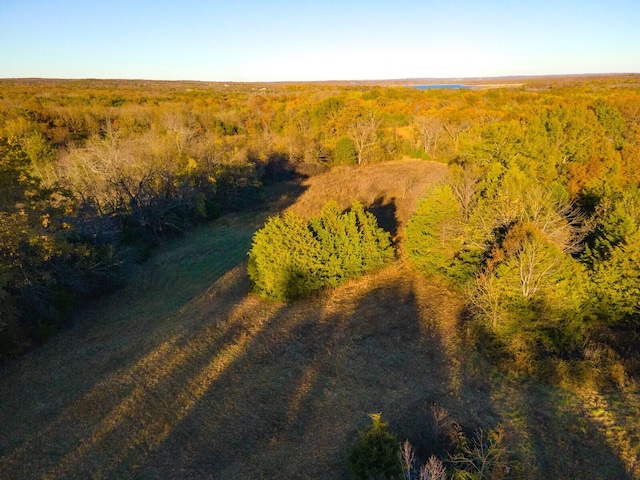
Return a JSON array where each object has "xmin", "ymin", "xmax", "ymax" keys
[
  {"xmin": 443, "ymin": 120, "xmax": 472, "ymax": 154},
  {"xmin": 419, "ymin": 456, "xmax": 448, "ymax": 480},
  {"xmin": 401, "ymin": 440, "xmax": 416, "ymax": 480},
  {"xmin": 414, "ymin": 116, "xmax": 443, "ymax": 155},
  {"xmin": 449, "ymin": 162, "xmax": 482, "ymax": 222},
  {"xmin": 162, "ymin": 111, "xmax": 197, "ymax": 155},
  {"xmin": 468, "ymin": 272, "xmax": 504, "ymax": 329},
  {"xmin": 449, "ymin": 427, "xmax": 508, "ymax": 480},
  {"xmin": 347, "ymin": 110, "xmax": 381, "ymax": 165}
]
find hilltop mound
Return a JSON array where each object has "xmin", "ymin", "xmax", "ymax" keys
[{"xmin": 287, "ymin": 159, "xmax": 449, "ymax": 237}]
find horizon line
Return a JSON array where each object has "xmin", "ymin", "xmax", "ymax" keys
[{"xmin": 1, "ymin": 72, "xmax": 639, "ymax": 85}]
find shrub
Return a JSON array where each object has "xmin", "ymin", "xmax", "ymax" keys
[
  {"xmin": 347, "ymin": 413, "xmax": 403, "ymax": 480},
  {"xmin": 247, "ymin": 211, "xmax": 329, "ymax": 301},
  {"xmin": 247, "ymin": 200, "xmax": 393, "ymax": 301}
]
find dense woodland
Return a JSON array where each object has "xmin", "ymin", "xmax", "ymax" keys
[
  {"xmin": 2, "ymin": 77, "xmax": 640, "ymax": 361},
  {"xmin": 2, "ymin": 76, "xmax": 640, "ymax": 477}
]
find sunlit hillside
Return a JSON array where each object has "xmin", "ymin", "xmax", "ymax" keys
[
  {"xmin": 1, "ymin": 160, "xmax": 639, "ymax": 479},
  {"xmin": 287, "ymin": 158, "xmax": 448, "ymax": 230}
]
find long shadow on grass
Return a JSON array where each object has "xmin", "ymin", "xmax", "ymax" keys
[
  {"xmin": 0, "ymin": 178, "xmax": 310, "ymax": 479},
  {"xmin": 488, "ymin": 379, "xmax": 633, "ymax": 479},
  {"xmin": 0, "ymin": 265, "xmax": 280, "ymax": 478},
  {"xmin": 141, "ymin": 265, "xmax": 502, "ymax": 479},
  {"xmin": 14, "ymin": 257, "xmax": 634, "ymax": 478},
  {"xmin": 470, "ymin": 326, "xmax": 635, "ymax": 478}
]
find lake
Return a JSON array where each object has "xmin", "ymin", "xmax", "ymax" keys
[{"xmin": 412, "ymin": 84, "xmax": 475, "ymax": 90}]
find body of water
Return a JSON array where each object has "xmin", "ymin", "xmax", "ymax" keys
[{"xmin": 412, "ymin": 84, "xmax": 475, "ymax": 90}]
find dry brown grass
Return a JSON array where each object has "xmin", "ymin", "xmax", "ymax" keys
[
  {"xmin": 1, "ymin": 160, "xmax": 639, "ymax": 479},
  {"xmin": 288, "ymin": 159, "xmax": 449, "ymax": 239},
  {"xmin": 0, "ymin": 254, "xmax": 467, "ymax": 478}
]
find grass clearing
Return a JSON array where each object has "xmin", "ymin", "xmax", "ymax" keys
[
  {"xmin": 1, "ymin": 160, "xmax": 639, "ymax": 479},
  {"xmin": 288, "ymin": 159, "xmax": 449, "ymax": 239}
]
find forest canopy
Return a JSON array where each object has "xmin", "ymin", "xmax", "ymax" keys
[{"xmin": 1, "ymin": 76, "xmax": 640, "ymax": 361}]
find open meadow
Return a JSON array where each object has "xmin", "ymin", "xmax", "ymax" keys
[{"xmin": 1, "ymin": 160, "xmax": 639, "ymax": 479}]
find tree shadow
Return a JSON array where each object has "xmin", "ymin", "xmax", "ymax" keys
[
  {"xmin": 490, "ymin": 380, "xmax": 634, "ymax": 479},
  {"xmin": 0, "ymin": 263, "xmax": 261, "ymax": 478},
  {"xmin": 146, "ymin": 264, "xmax": 501, "ymax": 478},
  {"xmin": 0, "ymin": 155, "xmax": 312, "ymax": 478},
  {"xmin": 258, "ymin": 153, "xmax": 310, "ymax": 214},
  {"xmin": 260, "ymin": 152, "xmax": 302, "ymax": 185},
  {"xmin": 2, "ymin": 255, "xmax": 635, "ymax": 479},
  {"xmin": 367, "ymin": 195, "xmax": 399, "ymax": 240},
  {"xmin": 466, "ymin": 313, "xmax": 634, "ymax": 478}
]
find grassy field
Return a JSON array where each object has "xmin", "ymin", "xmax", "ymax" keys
[
  {"xmin": 1, "ymin": 160, "xmax": 639, "ymax": 479},
  {"xmin": 288, "ymin": 158, "xmax": 449, "ymax": 238}
]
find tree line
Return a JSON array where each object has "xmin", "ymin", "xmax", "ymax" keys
[{"xmin": 406, "ymin": 97, "xmax": 640, "ymax": 379}]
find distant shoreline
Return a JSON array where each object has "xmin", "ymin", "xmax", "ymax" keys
[{"xmin": 0, "ymin": 73, "xmax": 637, "ymax": 89}]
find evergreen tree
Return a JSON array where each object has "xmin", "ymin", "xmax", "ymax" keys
[
  {"xmin": 353, "ymin": 201, "xmax": 394, "ymax": 271},
  {"xmin": 248, "ymin": 201, "xmax": 393, "ymax": 301},
  {"xmin": 347, "ymin": 413, "xmax": 402, "ymax": 480},
  {"xmin": 333, "ymin": 137, "xmax": 357, "ymax": 165},
  {"xmin": 309, "ymin": 201, "xmax": 365, "ymax": 284},
  {"xmin": 405, "ymin": 184, "xmax": 470, "ymax": 284},
  {"xmin": 590, "ymin": 231, "xmax": 640, "ymax": 325},
  {"xmin": 0, "ymin": 138, "xmax": 39, "ymax": 211},
  {"xmin": 248, "ymin": 212, "xmax": 328, "ymax": 301}
]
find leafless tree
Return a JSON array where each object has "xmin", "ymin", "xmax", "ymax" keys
[
  {"xmin": 414, "ymin": 116, "xmax": 443, "ymax": 155},
  {"xmin": 401, "ymin": 440, "xmax": 416, "ymax": 480},
  {"xmin": 449, "ymin": 427, "xmax": 508, "ymax": 480},
  {"xmin": 443, "ymin": 120, "xmax": 472, "ymax": 153},
  {"xmin": 347, "ymin": 110, "xmax": 381, "ymax": 165},
  {"xmin": 449, "ymin": 162, "xmax": 482, "ymax": 222},
  {"xmin": 468, "ymin": 272, "xmax": 504, "ymax": 329},
  {"xmin": 162, "ymin": 111, "xmax": 197, "ymax": 155},
  {"xmin": 419, "ymin": 456, "xmax": 448, "ymax": 480}
]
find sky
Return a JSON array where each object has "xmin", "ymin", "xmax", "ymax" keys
[{"xmin": 1, "ymin": 0, "xmax": 639, "ymax": 82}]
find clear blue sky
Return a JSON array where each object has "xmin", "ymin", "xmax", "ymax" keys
[{"xmin": 1, "ymin": 0, "xmax": 638, "ymax": 81}]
